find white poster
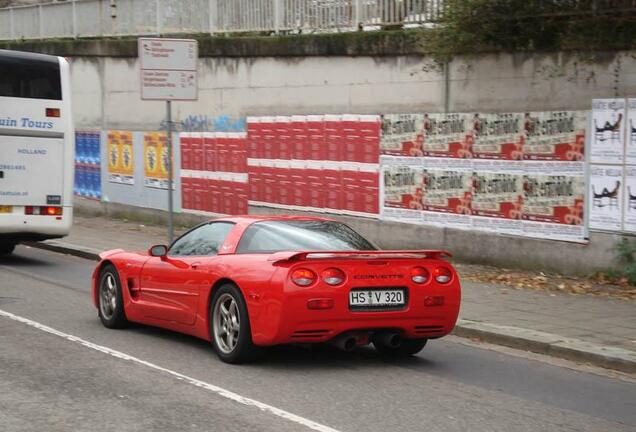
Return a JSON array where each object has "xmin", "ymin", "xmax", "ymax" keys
[
  {"xmin": 624, "ymin": 166, "xmax": 636, "ymax": 233},
  {"xmin": 627, "ymin": 99, "xmax": 636, "ymax": 164},
  {"xmin": 589, "ymin": 165, "xmax": 623, "ymax": 231},
  {"xmin": 591, "ymin": 99, "xmax": 626, "ymax": 164}
]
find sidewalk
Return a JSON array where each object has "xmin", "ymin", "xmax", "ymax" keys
[{"xmin": 33, "ymin": 215, "xmax": 636, "ymax": 374}]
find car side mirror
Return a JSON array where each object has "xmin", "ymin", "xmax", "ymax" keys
[{"xmin": 149, "ymin": 244, "xmax": 168, "ymax": 258}]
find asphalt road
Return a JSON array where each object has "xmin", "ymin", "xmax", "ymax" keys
[{"xmin": 1, "ymin": 246, "xmax": 635, "ymax": 432}]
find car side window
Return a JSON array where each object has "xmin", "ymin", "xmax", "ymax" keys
[{"xmin": 168, "ymin": 222, "xmax": 234, "ymax": 257}]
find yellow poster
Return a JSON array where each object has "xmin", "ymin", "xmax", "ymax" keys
[
  {"xmin": 144, "ymin": 132, "xmax": 170, "ymax": 189},
  {"xmin": 107, "ymin": 131, "xmax": 134, "ymax": 185}
]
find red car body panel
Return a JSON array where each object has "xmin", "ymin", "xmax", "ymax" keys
[{"xmin": 92, "ymin": 215, "xmax": 461, "ymax": 346}]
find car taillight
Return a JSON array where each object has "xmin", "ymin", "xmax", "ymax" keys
[
  {"xmin": 434, "ymin": 267, "xmax": 453, "ymax": 284},
  {"xmin": 410, "ymin": 266, "xmax": 430, "ymax": 284},
  {"xmin": 321, "ymin": 268, "xmax": 345, "ymax": 286},
  {"xmin": 25, "ymin": 206, "xmax": 63, "ymax": 216},
  {"xmin": 291, "ymin": 268, "xmax": 317, "ymax": 287},
  {"xmin": 46, "ymin": 108, "xmax": 60, "ymax": 117}
]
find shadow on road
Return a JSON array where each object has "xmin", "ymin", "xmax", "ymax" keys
[
  {"xmin": 0, "ymin": 253, "xmax": 53, "ymax": 268},
  {"xmin": 118, "ymin": 322, "xmax": 440, "ymax": 371}
]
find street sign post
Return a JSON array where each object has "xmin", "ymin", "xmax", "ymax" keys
[{"xmin": 139, "ymin": 38, "xmax": 198, "ymax": 244}]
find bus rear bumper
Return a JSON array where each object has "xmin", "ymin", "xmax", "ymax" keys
[{"xmin": 0, "ymin": 206, "xmax": 73, "ymax": 241}]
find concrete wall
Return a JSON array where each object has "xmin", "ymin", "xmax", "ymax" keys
[{"xmin": 65, "ymin": 51, "xmax": 636, "ymax": 131}]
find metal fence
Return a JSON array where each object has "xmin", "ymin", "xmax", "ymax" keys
[{"xmin": 0, "ymin": 0, "xmax": 445, "ymax": 40}]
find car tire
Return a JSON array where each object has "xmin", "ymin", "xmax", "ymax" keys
[
  {"xmin": 373, "ymin": 338, "xmax": 427, "ymax": 357},
  {"xmin": 0, "ymin": 243, "xmax": 16, "ymax": 255},
  {"xmin": 210, "ymin": 283, "xmax": 259, "ymax": 364},
  {"xmin": 97, "ymin": 264, "xmax": 129, "ymax": 329}
]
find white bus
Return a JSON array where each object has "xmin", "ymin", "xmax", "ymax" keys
[{"xmin": 0, "ymin": 50, "xmax": 74, "ymax": 255}]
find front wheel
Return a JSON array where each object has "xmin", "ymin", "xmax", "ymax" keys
[
  {"xmin": 0, "ymin": 243, "xmax": 16, "ymax": 255},
  {"xmin": 97, "ymin": 264, "xmax": 129, "ymax": 329},
  {"xmin": 210, "ymin": 284, "xmax": 259, "ymax": 364},
  {"xmin": 374, "ymin": 338, "xmax": 427, "ymax": 357}
]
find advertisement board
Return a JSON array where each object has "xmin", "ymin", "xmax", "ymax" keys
[
  {"xmin": 591, "ymin": 99, "xmax": 626, "ymax": 164},
  {"xmin": 627, "ymin": 99, "xmax": 636, "ymax": 165},
  {"xmin": 522, "ymin": 161, "xmax": 585, "ymax": 241},
  {"xmin": 470, "ymin": 165, "xmax": 524, "ymax": 235},
  {"xmin": 471, "ymin": 113, "xmax": 524, "ymax": 160},
  {"xmin": 523, "ymin": 111, "xmax": 586, "ymax": 161},
  {"xmin": 381, "ymin": 164, "xmax": 424, "ymax": 222},
  {"xmin": 623, "ymin": 166, "xmax": 636, "ymax": 233},
  {"xmin": 144, "ymin": 132, "xmax": 170, "ymax": 189},
  {"xmin": 589, "ymin": 164, "xmax": 623, "ymax": 231},
  {"xmin": 380, "ymin": 113, "xmax": 424, "ymax": 156},
  {"xmin": 421, "ymin": 157, "xmax": 473, "ymax": 229},
  {"xmin": 107, "ymin": 131, "xmax": 134, "ymax": 185}
]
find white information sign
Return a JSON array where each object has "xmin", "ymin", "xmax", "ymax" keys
[{"xmin": 139, "ymin": 38, "xmax": 198, "ymax": 101}]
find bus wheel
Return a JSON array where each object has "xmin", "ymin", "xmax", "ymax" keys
[{"xmin": 0, "ymin": 243, "xmax": 16, "ymax": 255}]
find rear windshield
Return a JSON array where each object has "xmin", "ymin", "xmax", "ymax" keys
[
  {"xmin": 236, "ymin": 220, "xmax": 376, "ymax": 254},
  {"xmin": 0, "ymin": 53, "xmax": 62, "ymax": 100}
]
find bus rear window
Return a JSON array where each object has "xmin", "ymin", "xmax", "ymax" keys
[{"xmin": 0, "ymin": 54, "xmax": 62, "ymax": 100}]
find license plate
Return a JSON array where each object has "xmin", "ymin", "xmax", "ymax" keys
[
  {"xmin": 0, "ymin": 206, "xmax": 12, "ymax": 213},
  {"xmin": 349, "ymin": 289, "xmax": 406, "ymax": 309}
]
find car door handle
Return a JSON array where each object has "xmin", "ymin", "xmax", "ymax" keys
[{"xmin": 190, "ymin": 262, "xmax": 201, "ymax": 269}]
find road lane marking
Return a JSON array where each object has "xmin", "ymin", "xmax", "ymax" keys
[{"xmin": 0, "ymin": 309, "xmax": 341, "ymax": 432}]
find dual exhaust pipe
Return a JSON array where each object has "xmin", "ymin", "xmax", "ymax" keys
[{"xmin": 329, "ymin": 331, "xmax": 402, "ymax": 352}]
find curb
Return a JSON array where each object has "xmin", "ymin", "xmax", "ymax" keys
[
  {"xmin": 26, "ymin": 240, "xmax": 100, "ymax": 261},
  {"xmin": 23, "ymin": 240, "xmax": 636, "ymax": 375},
  {"xmin": 454, "ymin": 320, "xmax": 636, "ymax": 375}
]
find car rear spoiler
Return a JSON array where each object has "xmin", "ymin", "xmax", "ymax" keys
[{"xmin": 268, "ymin": 250, "xmax": 452, "ymax": 264}]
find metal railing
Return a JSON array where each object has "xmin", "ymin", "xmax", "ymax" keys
[{"xmin": 0, "ymin": 0, "xmax": 445, "ymax": 40}]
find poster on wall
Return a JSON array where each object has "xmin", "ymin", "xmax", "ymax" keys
[
  {"xmin": 523, "ymin": 111, "xmax": 586, "ymax": 161},
  {"xmin": 471, "ymin": 113, "xmax": 524, "ymax": 160},
  {"xmin": 470, "ymin": 165, "xmax": 524, "ymax": 235},
  {"xmin": 380, "ymin": 113, "xmax": 425, "ymax": 156},
  {"xmin": 623, "ymin": 166, "xmax": 636, "ymax": 233},
  {"xmin": 143, "ymin": 132, "xmax": 171, "ymax": 189},
  {"xmin": 421, "ymin": 157, "xmax": 472, "ymax": 229},
  {"xmin": 627, "ymin": 99, "xmax": 636, "ymax": 164},
  {"xmin": 591, "ymin": 99, "xmax": 626, "ymax": 164},
  {"xmin": 589, "ymin": 165, "xmax": 623, "ymax": 231},
  {"xmin": 107, "ymin": 131, "xmax": 134, "ymax": 185},
  {"xmin": 421, "ymin": 113, "xmax": 472, "ymax": 158},
  {"xmin": 381, "ymin": 165, "xmax": 424, "ymax": 222},
  {"xmin": 522, "ymin": 162, "xmax": 586, "ymax": 242}
]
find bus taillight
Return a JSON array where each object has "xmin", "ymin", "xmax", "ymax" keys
[
  {"xmin": 46, "ymin": 108, "xmax": 60, "ymax": 117},
  {"xmin": 25, "ymin": 206, "xmax": 63, "ymax": 216}
]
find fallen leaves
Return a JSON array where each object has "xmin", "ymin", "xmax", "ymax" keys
[{"xmin": 456, "ymin": 263, "xmax": 636, "ymax": 301}]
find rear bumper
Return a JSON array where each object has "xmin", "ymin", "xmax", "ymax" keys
[
  {"xmin": 0, "ymin": 206, "xmax": 73, "ymax": 240},
  {"xmin": 252, "ymin": 282, "xmax": 461, "ymax": 346}
]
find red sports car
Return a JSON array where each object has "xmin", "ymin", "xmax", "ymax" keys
[{"xmin": 92, "ymin": 216, "xmax": 461, "ymax": 363}]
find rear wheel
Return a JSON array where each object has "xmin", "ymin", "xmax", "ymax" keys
[
  {"xmin": 374, "ymin": 338, "xmax": 427, "ymax": 357},
  {"xmin": 0, "ymin": 243, "xmax": 16, "ymax": 255},
  {"xmin": 97, "ymin": 264, "xmax": 129, "ymax": 329},
  {"xmin": 210, "ymin": 284, "xmax": 258, "ymax": 364}
]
